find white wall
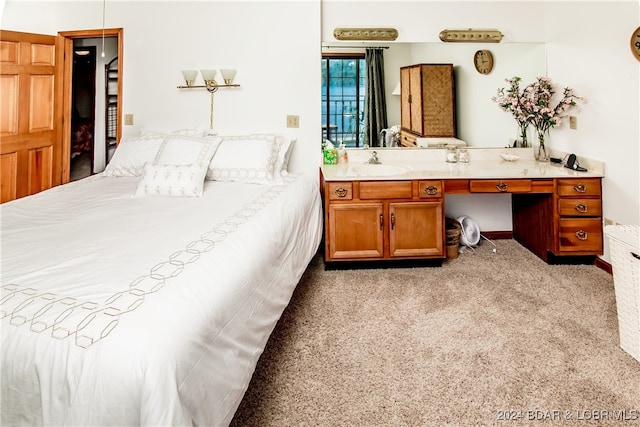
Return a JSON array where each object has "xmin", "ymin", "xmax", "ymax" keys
[{"xmin": 1, "ymin": 0, "xmax": 322, "ymax": 180}]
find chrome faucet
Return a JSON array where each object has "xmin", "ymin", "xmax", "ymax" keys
[{"xmin": 367, "ymin": 150, "xmax": 381, "ymax": 164}]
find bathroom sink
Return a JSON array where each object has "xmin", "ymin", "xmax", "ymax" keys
[{"xmin": 351, "ymin": 163, "xmax": 409, "ymax": 176}]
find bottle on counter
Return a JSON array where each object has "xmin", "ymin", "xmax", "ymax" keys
[
  {"xmin": 445, "ymin": 145, "xmax": 458, "ymax": 163},
  {"xmin": 458, "ymin": 148, "xmax": 470, "ymax": 163},
  {"xmin": 338, "ymin": 142, "xmax": 348, "ymax": 164}
]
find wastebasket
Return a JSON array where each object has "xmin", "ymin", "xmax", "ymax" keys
[
  {"xmin": 445, "ymin": 218, "xmax": 462, "ymax": 260},
  {"xmin": 605, "ymin": 224, "xmax": 640, "ymax": 362}
]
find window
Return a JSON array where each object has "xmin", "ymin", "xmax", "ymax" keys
[{"xmin": 321, "ymin": 54, "xmax": 365, "ymax": 148}]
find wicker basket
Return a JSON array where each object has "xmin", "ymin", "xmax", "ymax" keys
[
  {"xmin": 605, "ymin": 225, "xmax": 640, "ymax": 362},
  {"xmin": 445, "ymin": 218, "xmax": 462, "ymax": 260}
]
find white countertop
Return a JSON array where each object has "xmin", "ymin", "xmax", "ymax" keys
[{"xmin": 321, "ymin": 148, "xmax": 604, "ymax": 181}]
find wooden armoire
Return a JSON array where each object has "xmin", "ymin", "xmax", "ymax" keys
[{"xmin": 399, "ymin": 64, "xmax": 457, "ymax": 147}]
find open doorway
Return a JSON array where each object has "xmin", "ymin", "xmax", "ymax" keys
[
  {"xmin": 68, "ymin": 36, "xmax": 118, "ymax": 181},
  {"xmin": 59, "ymin": 28, "xmax": 123, "ymax": 184},
  {"xmin": 70, "ymin": 45, "xmax": 96, "ymax": 181}
]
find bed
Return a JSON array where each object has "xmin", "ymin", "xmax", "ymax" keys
[{"xmin": 0, "ymin": 132, "xmax": 323, "ymax": 426}]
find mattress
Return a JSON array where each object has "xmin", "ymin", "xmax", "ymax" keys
[{"xmin": 1, "ymin": 173, "xmax": 323, "ymax": 426}]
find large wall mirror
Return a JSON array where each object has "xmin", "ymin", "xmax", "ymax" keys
[{"xmin": 322, "ymin": 42, "xmax": 546, "ymax": 149}]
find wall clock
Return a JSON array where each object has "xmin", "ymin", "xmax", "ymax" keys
[
  {"xmin": 473, "ymin": 50, "xmax": 494, "ymax": 74},
  {"xmin": 631, "ymin": 26, "xmax": 640, "ymax": 62}
]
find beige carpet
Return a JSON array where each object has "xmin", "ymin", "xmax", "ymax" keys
[{"xmin": 231, "ymin": 240, "xmax": 640, "ymax": 426}]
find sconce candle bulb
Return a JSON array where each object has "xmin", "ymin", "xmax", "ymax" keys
[
  {"xmin": 220, "ymin": 69, "xmax": 237, "ymax": 85},
  {"xmin": 181, "ymin": 70, "xmax": 198, "ymax": 86}
]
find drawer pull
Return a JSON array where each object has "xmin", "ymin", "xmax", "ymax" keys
[
  {"xmin": 391, "ymin": 212, "xmax": 396, "ymax": 230},
  {"xmin": 379, "ymin": 214, "xmax": 383, "ymax": 230},
  {"xmin": 575, "ymin": 230, "xmax": 588, "ymax": 241},
  {"xmin": 573, "ymin": 183, "xmax": 587, "ymax": 193},
  {"xmin": 496, "ymin": 182, "xmax": 508, "ymax": 192},
  {"xmin": 334, "ymin": 187, "xmax": 348, "ymax": 198},
  {"xmin": 424, "ymin": 185, "xmax": 438, "ymax": 195},
  {"xmin": 574, "ymin": 203, "xmax": 588, "ymax": 213}
]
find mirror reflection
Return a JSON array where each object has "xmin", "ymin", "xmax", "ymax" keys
[{"xmin": 321, "ymin": 42, "xmax": 546, "ymax": 149}]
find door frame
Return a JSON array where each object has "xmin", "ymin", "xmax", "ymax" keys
[{"xmin": 58, "ymin": 28, "xmax": 123, "ymax": 183}]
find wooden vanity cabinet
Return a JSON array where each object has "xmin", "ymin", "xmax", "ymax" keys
[
  {"xmin": 512, "ymin": 177, "xmax": 603, "ymax": 261},
  {"xmin": 322, "ymin": 177, "xmax": 445, "ymax": 263},
  {"xmin": 400, "ymin": 64, "xmax": 456, "ymax": 140},
  {"xmin": 554, "ymin": 178, "xmax": 603, "ymax": 255}
]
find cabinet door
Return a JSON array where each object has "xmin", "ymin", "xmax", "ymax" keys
[
  {"xmin": 389, "ymin": 202, "xmax": 444, "ymax": 258},
  {"xmin": 409, "ymin": 66, "xmax": 424, "ymax": 134},
  {"xmin": 328, "ymin": 203, "xmax": 384, "ymax": 260},
  {"xmin": 400, "ymin": 67, "xmax": 412, "ymax": 131}
]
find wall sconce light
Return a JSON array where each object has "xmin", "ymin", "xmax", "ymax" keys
[
  {"xmin": 181, "ymin": 70, "xmax": 198, "ymax": 86},
  {"xmin": 177, "ymin": 69, "xmax": 241, "ymax": 134},
  {"xmin": 333, "ymin": 27, "xmax": 398, "ymax": 41},
  {"xmin": 220, "ymin": 69, "xmax": 237, "ymax": 85},
  {"xmin": 439, "ymin": 29, "xmax": 503, "ymax": 43}
]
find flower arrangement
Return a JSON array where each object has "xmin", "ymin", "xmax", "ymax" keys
[
  {"xmin": 493, "ymin": 76, "xmax": 583, "ymax": 160},
  {"xmin": 492, "ymin": 76, "xmax": 530, "ymax": 147}
]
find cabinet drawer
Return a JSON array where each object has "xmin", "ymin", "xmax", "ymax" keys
[
  {"xmin": 558, "ymin": 199, "xmax": 602, "ymax": 217},
  {"xmin": 557, "ymin": 178, "xmax": 601, "ymax": 197},
  {"xmin": 328, "ymin": 182, "xmax": 353, "ymax": 200},
  {"xmin": 360, "ymin": 181, "xmax": 413, "ymax": 200},
  {"xmin": 469, "ymin": 179, "xmax": 532, "ymax": 193},
  {"xmin": 558, "ymin": 218, "xmax": 603, "ymax": 253},
  {"xmin": 418, "ymin": 180, "xmax": 443, "ymax": 198},
  {"xmin": 399, "ymin": 130, "xmax": 417, "ymax": 147}
]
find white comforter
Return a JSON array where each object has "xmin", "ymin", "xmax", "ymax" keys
[{"xmin": 1, "ymin": 173, "xmax": 323, "ymax": 426}]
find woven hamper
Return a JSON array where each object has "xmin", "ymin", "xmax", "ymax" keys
[{"xmin": 605, "ymin": 225, "xmax": 640, "ymax": 362}]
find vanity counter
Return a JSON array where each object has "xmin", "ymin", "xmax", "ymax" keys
[{"xmin": 320, "ymin": 148, "xmax": 604, "ymax": 181}]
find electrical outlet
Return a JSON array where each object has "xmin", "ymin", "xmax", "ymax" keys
[
  {"xmin": 286, "ymin": 115, "xmax": 299, "ymax": 128},
  {"xmin": 569, "ymin": 115, "xmax": 577, "ymax": 130},
  {"xmin": 124, "ymin": 114, "xmax": 134, "ymax": 125}
]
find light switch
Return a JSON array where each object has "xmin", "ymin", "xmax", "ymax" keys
[
  {"xmin": 286, "ymin": 115, "xmax": 299, "ymax": 128},
  {"xmin": 124, "ymin": 114, "xmax": 134, "ymax": 125}
]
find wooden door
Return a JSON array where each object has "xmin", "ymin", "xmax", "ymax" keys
[
  {"xmin": 1, "ymin": 30, "xmax": 62, "ymax": 203},
  {"xmin": 389, "ymin": 201, "xmax": 444, "ymax": 258},
  {"xmin": 328, "ymin": 203, "xmax": 384, "ymax": 260}
]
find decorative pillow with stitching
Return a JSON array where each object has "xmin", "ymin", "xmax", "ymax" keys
[
  {"xmin": 206, "ymin": 134, "xmax": 280, "ymax": 184},
  {"xmin": 154, "ymin": 135, "xmax": 222, "ymax": 166},
  {"xmin": 133, "ymin": 163, "xmax": 210, "ymax": 198},
  {"xmin": 102, "ymin": 135, "xmax": 165, "ymax": 177},
  {"xmin": 140, "ymin": 127, "xmax": 209, "ymax": 137}
]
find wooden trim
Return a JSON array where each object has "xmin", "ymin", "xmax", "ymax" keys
[
  {"xmin": 482, "ymin": 231, "xmax": 513, "ymax": 240},
  {"xmin": 594, "ymin": 257, "xmax": 612, "ymax": 274}
]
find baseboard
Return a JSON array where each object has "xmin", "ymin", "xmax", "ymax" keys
[
  {"xmin": 594, "ymin": 257, "xmax": 612, "ymax": 274},
  {"xmin": 481, "ymin": 231, "xmax": 513, "ymax": 240}
]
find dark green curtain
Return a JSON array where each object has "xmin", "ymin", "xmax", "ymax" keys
[{"xmin": 364, "ymin": 48, "xmax": 388, "ymax": 147}]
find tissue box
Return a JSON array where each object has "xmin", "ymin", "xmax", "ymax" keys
[{"xmin": 323, "ymin": 148, "xmax": 338, "ymax": 165}]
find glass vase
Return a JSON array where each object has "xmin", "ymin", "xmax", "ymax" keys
[
  {"xmin": 515, "ymin": 121, "xmax": 530, "ymax": 148},
  {"xmin": 534, "ymin": 129, "xmax": 550, "ymax": 162}
]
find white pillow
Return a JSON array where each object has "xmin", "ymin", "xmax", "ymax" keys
[
  {"xmin": 155, "ymin": 135, "xmax": 222, "ymax": 166},
  {"xmin": 273, "ymin": 135, "xmax": 295, "ymax": 177},
  {"xmin": 133, "ymin": 163, "xmax": 209, "ymax": 198},
  {"xmin": 207, "ymin": 134, "xmax": 280, "ymax": 184},
  {"xmin": 140, "ymin": 127, "xmax": 208, "ymax": 137},
  {"xmin": 103, "ymin": 135, "xmax": 165, "ymax": 177}
]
